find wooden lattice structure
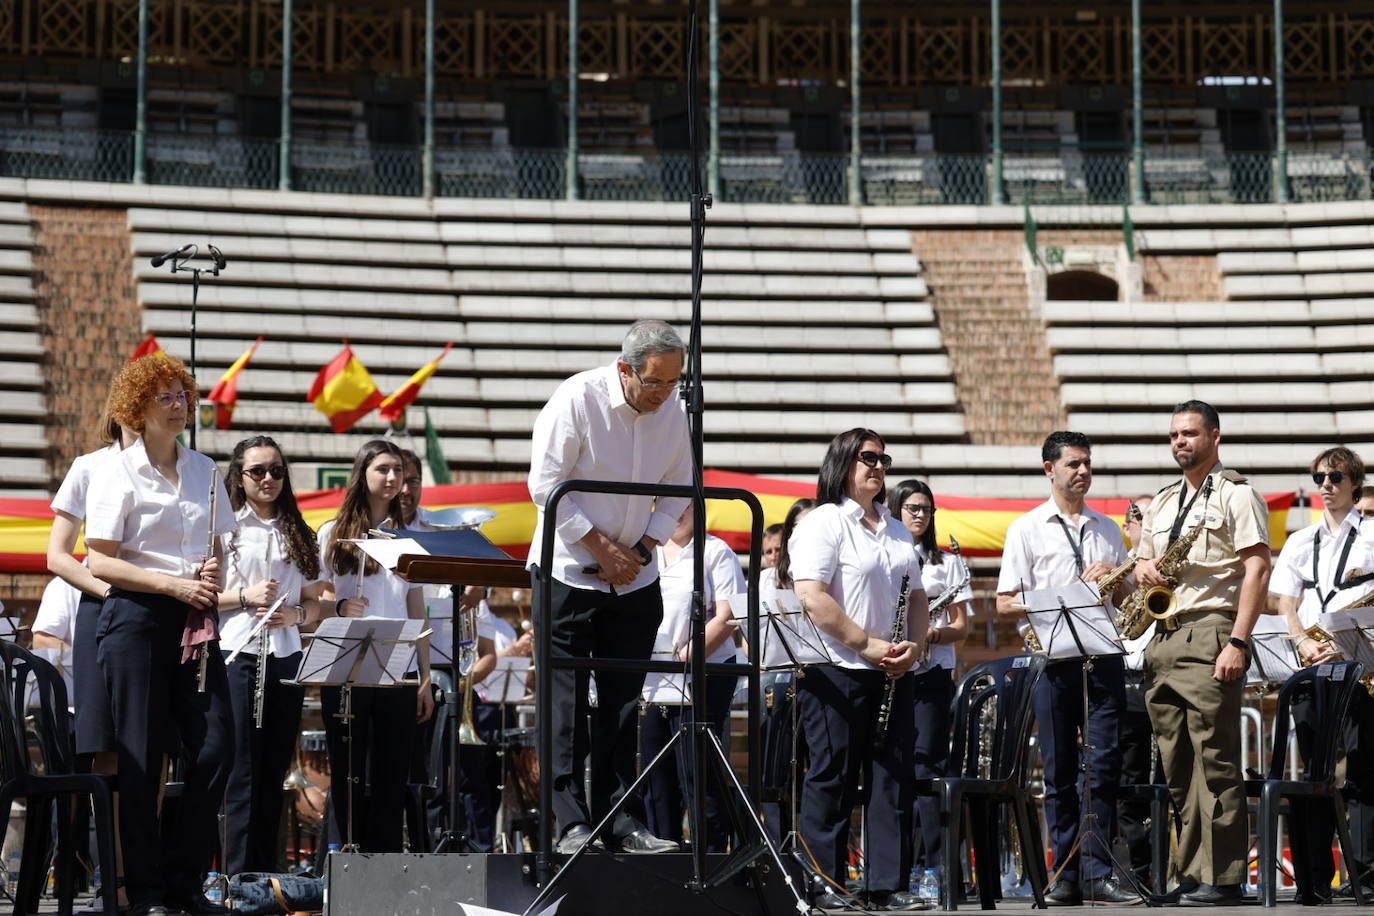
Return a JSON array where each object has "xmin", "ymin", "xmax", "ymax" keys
[{"xmin": 5, "ymin": 1, "xmax": 1374, "ymax": 87}]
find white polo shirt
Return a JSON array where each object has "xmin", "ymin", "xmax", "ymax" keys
[
  {"xmin": 527, "ymin": 361, "xmax": 693, "ymax": 594},
  {"xmin": 33, "ymin": 577, "xmax": 80, "ymax": 645},
  {"xmin": 787, "ymin": 498, "xmax": 923, "ymax": 671},
  {"xmin": 51, "ymin": 443, "xmax": 121, "ymax": 521},
  {"xmin": 220, "ymin": 504, "xmax": 319, "ymax": 657},
  {"xmin": 85, "ymin": 437, "xmax": 236, "ymax": 578}
]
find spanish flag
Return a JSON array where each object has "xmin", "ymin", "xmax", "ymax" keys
[
  {"xmin": 378, "ymin": 342, "xmax": 453, "ymax": 423},
  {"xmin": 129, "ymin": 333, "xmax": 164, "ymax": 361},
  {"xmin": 205, "ymin": 336, "xmax": 262, "ymax": 430},
  {"xmin": 307, "ymin": 341, "xmax": 383, "ymax": 434}
]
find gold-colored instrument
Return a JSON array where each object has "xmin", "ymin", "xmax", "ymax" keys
[
  {"xmin": 872, "ymin": 573, "xmax": 911, "ymax": 748},
  {"xmin": 1290, "ymin": 622, "xmax": 1374, "ymax": 695},
  {"xmin": 918, "ymin": 537, "xmax": 971, "ymax": 664},
  {"xmin": 1024, "ymin": 626, "xmax": 1044, "ymax": 654},
  {"xmin": 1115, "ymin": 477, "xmax": 1213, "ymax": 640},
  {"xmin": 1339, "ymin": 589, "xmax": 1374, "ymax": 611},
  {"xmin": 456, "ymin": 600, "xmax": 485, "ymax": 746}
]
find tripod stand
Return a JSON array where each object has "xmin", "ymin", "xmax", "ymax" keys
[{"xmin": 1024, "ymin": 581, "xmax": 1151, "ymax": 906}]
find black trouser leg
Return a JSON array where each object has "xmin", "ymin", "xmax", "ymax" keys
[
  {"xmin": 911, "ymin": 666, "xmax": 953, "ymax": 870},
  {"xmin": 1116, "ymin": 672, "xmax": 1154, "ymax": 881},
  {"xmin": 640, "ymin": 704, "xmax": 684, "ymax": 844},
  {"xmin": 672, "ymin": 669, "xmax": 738, "ymax": 853}
]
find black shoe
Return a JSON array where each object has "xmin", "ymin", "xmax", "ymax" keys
[
  {"xmin": 868, "ymin": 889, "xmax": 932, "ymax": 910},
  {"xmin": 127, "ymin": 905, "xmax": 170, "ymax": 916},
  {"xmin": 556, "ymin": 823, "xmax": 603, "ymax": 854},
  {"xmin": 1046, "ymin": 879, "xmax": 1082, "ymax": 906},
  {"xmin": 164, "ymin": 889, "xmax": 230, "ymax": 916},
  {"xmin": 1084, "ymin": 876, "xmax": 1144, "ymax": 905},
  {"xmin": 1179, "ymin": 883, "xmax": 1244, "ymax": 906},
  {"xmin": 615, "ymin": 827, "xmax": 679, "ymax": 854},
  {"xmin": 812, "ymin": 889, "xmax": 852, "ymax": 910}
]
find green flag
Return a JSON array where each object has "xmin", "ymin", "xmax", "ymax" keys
[
  {"xmin": 1122, "ymin": 203, "xmax": 1135, "ymax": 262},
  {"xmin": 424, "ymin": 407, "xmax": 452, "ymax": 484}
]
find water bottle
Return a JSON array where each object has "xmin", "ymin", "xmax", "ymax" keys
[
  {"xmin": 203, "ymin": 871, "xmax": 223, "ymax": 904},
  {"xmin": 909, "ymin": 866, "xmax": 922, "ymax": 893},
  {"xmin": 93, "ymin": 865, "xmax": 102, "ymax": 892},
  {"xmin": 7, "ymin": 850, "xmax": 21, "ymax": 895},
  {"xmin": 919, "ymin": 867, "xmax": 940, "ymax": 903}
]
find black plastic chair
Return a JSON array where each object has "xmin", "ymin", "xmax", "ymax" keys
[
  {"xmin": 1246, "ymin": 660, "xmax": 1367, "ymax": 908},
  {"xmin": 1116, "ymin": 781, "xmax": 1170, "ymax": 896},
  {"xmin": 0, "ymin": 640, "xmax": 119, "ymax": 916},
  {"xmin": 914, "ymin": 653, "xmax": 1048, "ymax": 910}
]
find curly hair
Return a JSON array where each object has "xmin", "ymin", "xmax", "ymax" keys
[
  {"xmin": 107, "ymin": 354, "xmax": 198, "ymax": 433},
  {"xmin": 225, "ymin": 435, "xmax": 320, "ymax": 581}
]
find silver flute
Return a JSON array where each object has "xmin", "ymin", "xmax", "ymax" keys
[
  {"xmin": 197, "ymin": 468, "xmax": 219, "ymax": 693},
  {"xmin": 872, "ymin": 572, "xmax": 911, "ymax": 749},
  {"xmin": 253, "ymin": 531, "xmax": 276, "ymax": 728}
]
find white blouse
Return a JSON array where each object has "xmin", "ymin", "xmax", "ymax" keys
[
  {"xmin": 787, "ymin": 498, "xmax": 923, "ymax": 671},
  {"xmin": 51, "ymin": 443, "xmax": 121, "ymax": 520},
  {"xmin": 654, "ymin": 534, "xmax": 746, "ymax": 665},
  {"xmin": 317, "ymin": 518, "xmax": 418, "ymax": 621},
  {"xmin": 913, "ymin": 545, "xmax": 973, "ymax": 673},
  {"xmin": 220, "ymin": 504, "xmax": 319, "ymax": 657},
  {"xmin": 85, "ymin": 438, "xmax": 236, "ymax": 578}
]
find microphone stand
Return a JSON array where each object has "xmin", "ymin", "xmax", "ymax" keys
[{"xmin": 148, "ymin": 244, "xmax": 226, "ymax": 450}]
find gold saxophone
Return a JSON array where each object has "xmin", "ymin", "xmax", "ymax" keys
[
  {"xmin": 1293, "ymin": 621, "xmax": 1374, "ymax": 696},
  {"xmin": 1115, "ymin": 477, "xmax": 1213, "ymax": 640}
]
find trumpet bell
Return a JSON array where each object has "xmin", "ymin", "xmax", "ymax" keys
[
  {"xmin": 419, "ymin": 506, "xmax": 497, "ymax": 530},
  {"xmin": 282, "ymin": 768, "xmax": 315, "ymax": 790}
]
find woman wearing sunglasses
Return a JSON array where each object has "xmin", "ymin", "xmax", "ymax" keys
[
  {"xmin": 787, "ymin": 429, "xmax": 927, "ymax": 911},
  {"xmin": 218, "ymin": 436, "xmax": 326, "ymax": 875},
  {"xmin": 317, "ymin": 439, "xmax": 435, "ymax": 853},
  {"xmin": 83, "ymin": 355, "xmax": 236, "ymax": 916},
  {"xmin": 887, "ymin": 478, "xmax": 971, "ymax": 880}
]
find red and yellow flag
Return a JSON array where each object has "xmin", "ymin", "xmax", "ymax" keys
[
  {"xmin": 205, "ymin": 336, "xmax": 263, "ymax": 430},
  {"xmin": 307, "ymin": 341, "xmax": 383, "ymax": 433},
  {"xmin": 379, "ymin": 342, "xmax": 453, "ymax": 422},
  {"xmin": 129, "ymin": 333, "xmax": 164, "ymax": 361}
]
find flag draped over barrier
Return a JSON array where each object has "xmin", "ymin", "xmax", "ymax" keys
[{"xmin": 0, "ymin": 472, "xmax": 1299, "ymax": 574}]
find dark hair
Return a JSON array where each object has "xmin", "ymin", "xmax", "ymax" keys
[
  {"xmin": 887, "ymin": 478, "xmax": 940, "ymax": 565},
  {"xmin": 225, "ymin": 435, "xmax": 320, "ymax": 580},
  {"xmin": 399, "ymin": 448, "xmax": 422, "ymax": 475},
  {"xmin": 327, "ymin": 439, "xmax": 406, "ymax": 578},
  {"xmin": 776, "ymin": 498, "xmax": 819, "ymax": 590},
  {"xmin": 816, "ymin": 428, "xmax": 887, "ymax": 506},
  {"xmin": 763, "ymin": 523, "xmax": 783, "ymax": 538},
  {"xmin": 1042, "ymin": 430, "xmax": 1092, "ymax": 465},
  {"xmin": 1173, "ymin": 400, "xmax": 1220, "ymax": 432},
  {"xmin": 1312, "ymin": 446, "xmax": 1366, "ymax": 498}
]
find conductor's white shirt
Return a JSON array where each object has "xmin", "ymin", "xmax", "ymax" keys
[
  {"xmin": 220, "ymin": 504, "xmax": 318, "ymax": 657},
  {"xmin": 85, "ymin": 437, "xmax": 236, "ymax": 578},
  {"xmin": 527, "ymin": 361, "xmax": 693, "ymax": 594},
  {"xmin": 787, "ymin": 498, "xmax": 923, "ymax": 671}
]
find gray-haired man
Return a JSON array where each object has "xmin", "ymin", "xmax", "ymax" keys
[{"xmin": 528, "ymin": 319, "xmax": 694, "ymax": 854}]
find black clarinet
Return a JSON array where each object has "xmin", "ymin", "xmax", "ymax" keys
[{"xmin": 872, "ymin": 573, "xmax": 910, "ymax": 749}]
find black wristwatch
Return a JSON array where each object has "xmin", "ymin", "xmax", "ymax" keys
[
  {"xmin": 1228, "ymin": 636, "xmax": 1250, "ymax": 652},
  {"xmin": 633, "ymin": 542, "xmax": 653, "ymax": 566}
]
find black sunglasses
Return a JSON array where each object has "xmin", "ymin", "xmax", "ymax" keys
[
  {"xmin": 1312, "ymin": 471, "xmax": 1346, "ymax": 486},
  {"xmin": 856, "ymin": 450, "xmax": 893, "ymax": 470},
  {"xmin": 243, "ymin": 464, "xmax": 287, "ymax": 481}
]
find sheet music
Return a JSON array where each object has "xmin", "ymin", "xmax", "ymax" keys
[
  {"xmin": 1323, "ymin": 607, "xmax": 1374, "ymax": 672},
  {"xmin": 1023, "ymin": 581, "xmax": 1125, "ymax": 660},
  {"xmin": 0, "ymin": 617, "xmax": 17, "ymax": 639},
  {"xmin": 641, "ymin": 634, "xmax": 691, "ymax": 704},
  {"xmin": 296, "ymin": 616, "xmax": 425, "ymax": 687},
  {"xmin": 1247, "ymin": 615, "xmax": 1299, "ymax": 688},
  {"xmin": 484, "ymin": 656, "xmax": 532, "ymax": 704},
  {"xmin": 352, "ymin": 537, "xmax": 428, "ymax": 571},
  {"xmin": 428, "ymin": 616, "xmax": 455, "ymax": 666},
  {"xmin": 727, "ymin": 590, "xmax": 835, "ymax": 669}
]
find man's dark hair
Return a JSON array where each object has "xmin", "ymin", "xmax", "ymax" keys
[
  {"xmin": 1042, "ymin": 430, "xmax": 1092, "ymax": 465},
  {"xmin": 1172, "ymin": 400, "xmax": 1220, "ymax": 432},
  {"xmin": 763, "ymin": 523, "xmax": 783, "ymax": 538}
]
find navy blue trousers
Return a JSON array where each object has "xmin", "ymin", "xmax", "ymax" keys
[
  {"xmin": 1032, "ymin": 655, "xmax": 1125, "ymax": 884},
  {"xmin": 910, "ymin": 666, "xmax": 955, "ymax": 870},
  {"xmin": 97, "ymin": 590, "xmax": 234, "ymax": 908},
  {"xmin": 796, "ymin": 664, "xmax": 915, "ymax": 894},
  {"xmin": 760, "ymin": 671, "xmax": 801, "ymax": 850},
  {"xmin": 320, "ymin": 682, "xmax": 418, "ymax": 852}
]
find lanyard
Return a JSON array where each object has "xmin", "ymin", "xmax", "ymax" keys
[
  {"xmin": 1168, "ymin": 479, "xmax": 1207, "ymax": 546},
  {"xmin": 1053, "ymin": 516, "xmax": 1087, "ymax": 576},
  {"xmin": 1311, "ymin": 525, "xmax": 1362, "ymax": 612}
]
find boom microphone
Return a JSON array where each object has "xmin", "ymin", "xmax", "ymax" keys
[{"xmin": 150, "ymin": 243, "xmax": 195, "ymax": 268}]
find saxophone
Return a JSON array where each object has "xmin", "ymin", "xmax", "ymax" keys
[
  {"xmin": 1293, "ymin": 621, "xmax": 1374, "ymax": 696},
  {"xmin": 1094, "ymin": 501, "xmax": 1145, "ymax": 599},
  {"xmin": 1115, "ymin": 477, "xmax": 1213, "ymax": 640},
  {"xmin": 872, "ymin": 573, "xmax": 910, "ymax": 749},
  {"xmin": 917, "ymin": 537, "xmax": 971, "ymax": 664}
]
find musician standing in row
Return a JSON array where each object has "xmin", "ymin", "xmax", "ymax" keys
[
  {"xmin": 1270, "ymin": 447, "xmax": 1374, "ymax": 902},
  {"xmin": 995, "ymin": 431, "xmax": 1140, "ymax": 906},
  {"xmin": 1115, "ymin": 496, "xmax": 1158, "ymax": 891},
  {"xmin": 218, "ymin": 436, "xmax": 326, "ymax": 874},
  {"xmin": 789, "ymin": 428, "xmax": 924, "ymax": 910},
  {"xmin": 888, "ymin": 479, "xmax": 970, "ymax": 876},
  {"xmin": 528, "ymin": 319, "xmax": 692, "ymax": 855},
  {"xmin": 84, "ymin": 355, "xmax": 236, "ymax": 916},
  {"xmin": 1134, "ymin": 401, "xmax": 1270, "ymax": 906}
]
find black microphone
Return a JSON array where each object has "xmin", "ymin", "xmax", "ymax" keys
[
  {"xmin": 150, "ymin": 243, "xmax": 194, "ymax": 268},
  {"xmin": 208, "ymin": 245, "xmax": 226, "ymax": 271}
]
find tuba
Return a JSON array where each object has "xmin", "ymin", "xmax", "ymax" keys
[{"xmin": 1115, "ymin": 478, "xmax": 1213, "ymax": 640}]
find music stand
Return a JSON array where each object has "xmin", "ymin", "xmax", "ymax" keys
[
  {"xmin": 1022, "ymin": 580, "xmax": 1146, "ymax": 903},
  {"xmin": 1248, "ymin": 619, "xmax": 1300, "ymax": 692},
  {"xmin": 0, "ymin": 616, "xmax": 18, "ymax": 639},
  {"xmin": 295, "ymin": 616, "xmax": 427, "ymax": 852},
  {"xmin": 1321, "ymin": 606, "xmax": 1374, "ymax": 674}
]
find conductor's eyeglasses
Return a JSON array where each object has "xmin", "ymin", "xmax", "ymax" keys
[
  {"xmin": 1312, "ymin": 471, "xmax": 1346, "ymax": 486},
  {"xmin": 902, "ymin": 504, "xmax": 935, "ymax": 517},
  {"xmin": 631, "ymin": 367, "xmax": 680, "ymax": 391},
  {"xmin": 856, "ymin": 451, "xmax": 893, "ymax": 470},
  {"xmin": 151, "ymin": 390, "xmax": 191, "ymax": 408},
  {"xmin": 243, "ymin": 465, "xmax": 287, "ymax": 481}
]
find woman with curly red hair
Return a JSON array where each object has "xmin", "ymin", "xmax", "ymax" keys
[{"xmin": 84, "ymin": 354, "xmax": 237, "ymax": 916}]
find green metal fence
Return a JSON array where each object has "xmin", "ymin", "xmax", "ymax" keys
[{"xmin": 1, "ymin": 127, "xmax": 1370, "ymax": 207}]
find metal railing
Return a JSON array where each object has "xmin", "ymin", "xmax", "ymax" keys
[{"xmin": 2, "ymin": 127, "xmax": 1370, "ymax": 206}]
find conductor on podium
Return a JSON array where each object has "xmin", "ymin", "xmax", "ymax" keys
[{"xmin": 527, "ymin": 319, "xmax": 694, "ymax": 855}]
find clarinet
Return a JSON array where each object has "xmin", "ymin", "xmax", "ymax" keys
[{"xmin": 872, "ymin": 573, "xmax": 910, "ymax": 749}]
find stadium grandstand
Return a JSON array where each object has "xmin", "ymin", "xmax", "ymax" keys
[{"xmin": 2, "ymin": 0, "xmax": 1373, "ymax": 602}]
